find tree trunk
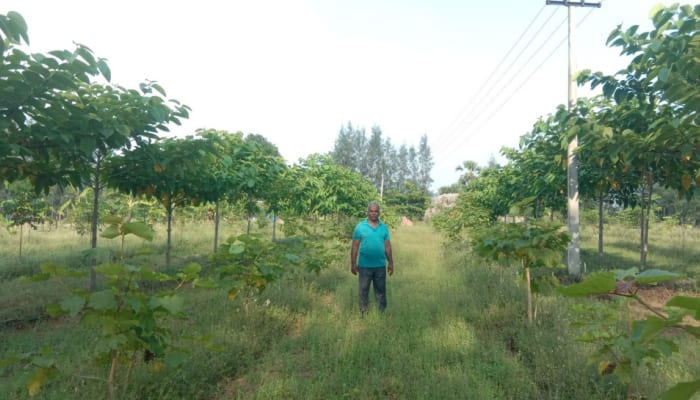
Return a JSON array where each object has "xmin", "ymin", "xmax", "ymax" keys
[
  {"xmin": 525, "ymin": 264, "xmax": 533, "ymax": 325},
  {"xmin": 89, "ymin": 156, "xmax": 102, "ymax": 292},
  {"xmin": 214, "ymin": 200, "xmax": 220, "ymax": 253},
  {"xmin": 640, "ymin": 175, "xmax": 653, "ymax": 270},
  {"xmin": 598, "ymin": 191, "xmax": 604, "ymax": 256},
  {"xmin": 19, "ymin": 224, "xmax": 23, "ymax": 258},
  {"xmin": 166, "ymin": 203, "xmax": 173, "ymax": 268},
  {"xmin": 272, "ymin": 212, "xmax": 277, "ymax": 242},
  {"xmin": 639, "ymin": 191, "xmax": 646, "ymax": 270}
]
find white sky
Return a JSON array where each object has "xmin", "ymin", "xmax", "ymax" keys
[{"xmin": 4, "ymin": 0, "xmax": 671, "ymax": 190}]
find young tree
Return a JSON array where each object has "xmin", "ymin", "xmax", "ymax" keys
[{"xmin": 104, "ymin": 136, "xmax": 216, "ymax": 267}]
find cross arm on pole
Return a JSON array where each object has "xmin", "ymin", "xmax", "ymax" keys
[{"xmin": 545, "ymin": 0, "xmax": 601, "ymax": 7}]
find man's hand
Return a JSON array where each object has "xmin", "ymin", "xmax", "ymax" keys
[
  {"xmin": 388, "ymin": 262, "xmax": 394, "ymax": 276},
  {"xmin": 351, "ymin": 264, "xmax": 359, "ymax": 275}
]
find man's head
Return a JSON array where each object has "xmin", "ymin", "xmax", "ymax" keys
[{"xmin": 367, "ymin": 201, "xmax": 380, "ymax": 222}]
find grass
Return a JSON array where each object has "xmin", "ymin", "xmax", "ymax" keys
[{"xmin": 0, "ymin": 220, "xmax": 698, "ymax": 399}]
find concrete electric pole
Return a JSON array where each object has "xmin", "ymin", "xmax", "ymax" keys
[{"xmin": 545, "ymin": 0, "xmax": 600, "ymax": 276}]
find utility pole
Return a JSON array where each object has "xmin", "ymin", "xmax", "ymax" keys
[{"xmin": 546, "ymin": 0, "xmax": 600, "ymax": 276}]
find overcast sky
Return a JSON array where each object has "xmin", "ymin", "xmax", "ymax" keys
[{"xmin": 4, "ymin": 0, "xmax": 673, "ymax": 190}]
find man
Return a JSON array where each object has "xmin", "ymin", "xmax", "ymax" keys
[{"xmin": 351, "ymin": 202, "xmax": 394, "ymax": 313}]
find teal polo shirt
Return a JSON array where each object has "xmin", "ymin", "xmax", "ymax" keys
[{"xmin": 352, "ymin": 219, "xmax": 390, "ymax": 268}]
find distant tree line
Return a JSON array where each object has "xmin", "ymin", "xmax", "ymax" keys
[{"xmin": 330, "ymin": 122, "xmax": 434, "ymax": 220}]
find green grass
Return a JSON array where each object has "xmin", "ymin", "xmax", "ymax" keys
[{"xmin": 0, "ymin": 221, "xmax": 698, "ymax": 399}]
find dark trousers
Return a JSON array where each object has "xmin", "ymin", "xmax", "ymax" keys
[{"xmin": 358, "ymin": 267, "xmax": 387, "ymax": 312}]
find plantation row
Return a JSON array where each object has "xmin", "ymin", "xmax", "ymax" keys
[{"xmin": 1, "ymin": 220, "xmax": 699, "ymax": 399}]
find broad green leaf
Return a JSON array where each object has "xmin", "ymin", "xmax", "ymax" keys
[
  {"xmin": 59, "ymin": 295, "xmax": 86, "ymax": 316},
  {"xmin": 122, "ymin": 222, "xmax": 155, "ymax": 241},
  {"xmin": 182, "ymin": 262, "xmax": 201, "ymax": 276},
  {"xmin": 558, "ymin": 272, "xmax": 616, "ymax": 296},
  {"xmin": 100, "ymin": 225, "xmax": 120, "ymax": 239},
  {"xmin": 192, "ymin": 278, "xmax": 218, "ymax": 289},
  {"xmin": 105, "ymin": 334, "xmax": 128, "ymax": 350},
  {"xmin": 614, "ymin": 267, "xmax": 638, "ymax": 281},
  {"xmin": 228, "ymin": 244, "xmax": 245, "ymax": 254},
  {"xmin": 46, "ymin": 303, "xmax": 67, "ymax": 317},
  {"xmin": 88, "ymin": 290, "xmax": 117, "ymax": 311},
  {"xmin": 151, "ymin": 295, "xmax": 183, "ymax": 314},
  {"xmin": 634, "ymin": 269, "xmax": 680, "ymax": 284},
  {"xmin": 102, "ymin": 215, "xmax": 123, "ymax": 224},
  {"xmin": 661, "ymin": 379, "xmax": 700, "ymax": 400},
  {"xmin": 123, "ymin": 295, "xmax": 143, "ymax": 313},
  {"xmin": 633, "ymin": 316, "xmax": 670, "ymax": 342},
  {"xmin": 667, "ymin": 296, "xmax": 700, "ymax": 318},
  {"xmin": 94, "ymin": 263, "xmax": 127, "ymax": 277},
  {"xmin": 97, "ymin": 58, "xmax": 111, "ymax": 81}
]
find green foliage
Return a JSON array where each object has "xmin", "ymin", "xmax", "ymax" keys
[
  {"xmin": 471, "ymin": 222, "xmax": 570, "ymax": 269},
  {"xmin": 330, "ymin": 122, "xmax": 434, "ymax": 198},
  {"xmin": 1, "ymin": 179, "xmax": 52, "ymax": 230},
  {"xmin": 431, "ymin": 191, "xmax": 491, "ymax": 241},
  {"xmin": 283, "ymin": 154, "xmax": 378, "ymax": 218},
  {"xmin": 5, "ymin": 216, "xmax": 213, "ymax": 398},
  {"xmin": 559, "ymin": 268, "xmax": 700, "ymax": 399},
  {"xmin": 471, "ymin": 221, "xmax": 570, "ymax": 323},
  {"xmin": 384, "ymin": 181, "xmax": 430, "ymax": 221},
  {"xmin": 210, "ymin": 232, "xmax": 336, "ymax": 301}
]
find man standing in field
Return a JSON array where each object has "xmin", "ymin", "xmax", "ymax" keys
[{"xmin": 351, "ymin": 202, "xmax": 394, "ymax": 314}]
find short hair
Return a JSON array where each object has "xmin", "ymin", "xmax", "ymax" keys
[{"xmin": 367, "ymin": 201, "xmax": 381, "ymax": 212}]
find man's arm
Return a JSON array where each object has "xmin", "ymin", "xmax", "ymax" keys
[
  {"xmin": 385, "ymin": 240, "xmax": 393, "ymax": 276},
  {"xmin": 351, "ymin": 239, "xmax": 360, "ymax": 275}
]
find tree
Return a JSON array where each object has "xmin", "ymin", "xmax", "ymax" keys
[
  {"xmin": 104, "ymin": 136, "xmax": 216, "ymax": 267},
  {"xmin": 1, "ymin": 11, "xmax": 110, "ymax": 190},
  {"xmin": 0, "ymin": 179, "xmax": 50, "ymax": 256},
  {"xmin": 417, "ymin": 134, "xmax": 434, "ymax": 192},
  {"xmin": 366, "ymin": 125, "xmax": 384, "ymax": 193},
  {"xmin": 1, "ymin": 11, "xmax": 190, "ymax": 287},
  {"xmin": 455, "ymin": 160, "xmax": 480, "ymax": 190}
]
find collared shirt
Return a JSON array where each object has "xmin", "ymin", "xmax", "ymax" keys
[{"xmin": 352, "ymin": 218, "xmax": 390, "ymax": 268}]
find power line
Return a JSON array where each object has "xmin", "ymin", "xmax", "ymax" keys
[
  {"xmin": 431, "ymin": 5, "xmax": 549, "ymax": 152},
  {"xmin": 435, "ymin": 11, "xmax": 569, "ymax": 157},
  {"xmin": 432, "ymin": 6, "xmax": 597, "ymax": 166},
  {"xmin": 432, "ymin": 7, "xmax": 566, "ymax": 158}
]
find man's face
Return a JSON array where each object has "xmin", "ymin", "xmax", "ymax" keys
[{"xmin": 367, "ymin": 206, "xmax": 380, "ymax": 222}]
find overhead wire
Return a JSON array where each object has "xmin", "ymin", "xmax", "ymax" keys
[
  {"xmin": 458, "ymin": 6, "xmax": 599, "ymax": 158},
  {"xmin": 430, "ymin": 4, "xmax": 549, "ymax": 152},
  {"xmin": 431, "ymin": 5, "xmax": 599, "ymax": 168},
  {"xmin": 431, "ymin": 5, "xmax": 565, "ymax": 157},
  {"xmin": 434, "ymin": 11, "xmax": 569, "ymax": 158}
]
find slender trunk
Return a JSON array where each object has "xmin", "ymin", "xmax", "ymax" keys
[
  {"xmin": 214, "ymin": 200, "xmax": 220, "ymax": 253},
  {"xmin": 525, "ymin": 264, "xmax": 533, "ymax": 325},
  {"xmin": 598, "ymin": 191, "xmax": 604, "ymax": 256},
  {"xmin": 166, "ymin": 203, "xmax": 173, "ymax": 268},
  {"xmin": 108, "ymin": 352, "xmax": 118, "ymax": 400},
  {"xmin": 272, "ymin": 212, "xmax": 277, "ymax": 241},
  {"xmin": 639, "ymin": 190, "xmax": 646, "ymax": 269},
  {"xmin": 247, "ymin": 213, "xmax": 252, "ymax": 234},
  {"xmin": 19, "ymin": 224, "xmax": 23, "ymax": 258},
  {"xmin": 641, "ymin": 175, "xmax": 653, "ymax": 270},
  {"xmin": 89, "ymin": 156, "xmax": 102, "ymax": 292}
]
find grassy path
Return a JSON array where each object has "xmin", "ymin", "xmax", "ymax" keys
[
  {"xmin": 221, "ymin": 223, "xmax": 518, "ymax": 399},
  {"xmin": 3, "ymin": 223, "xmax": 690, "ymax": 399}
]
